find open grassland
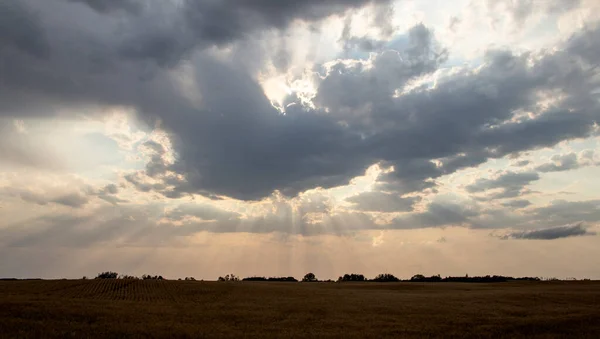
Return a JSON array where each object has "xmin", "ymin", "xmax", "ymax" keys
[{"xmin": 1, "ymin": 280, "xmax": 599, "ymax": 338}]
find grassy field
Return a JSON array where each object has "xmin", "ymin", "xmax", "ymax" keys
[{"xmin": 1, "ymin": 280, "xmax": 599, "ymax": 338}]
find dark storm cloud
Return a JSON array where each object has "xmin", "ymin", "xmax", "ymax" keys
[
  {"xmin": 0, "ymin": 0, "xmax": 49, "ymax": 58},
  {"xmin": 68, "ymin": 0, "xmax": 142, "ymax": 14},
  {"xmin": 119, "ymin": 0, "xmax": 394, "ymax": 65},
  {"xmin": 1, "ymin": 0, "xmax": 599, "ymax": 202},
  {"xmin": 499, "ymin": 222, "xmax": 595, "ymax": 240}
]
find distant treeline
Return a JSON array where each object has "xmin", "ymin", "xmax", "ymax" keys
[
  {"xmin": 406, "ymin": 274, "xmax": 541, "ymax": 283},
  {"xmin": 242, "ymin": 276, "xmax": 298, "ymax": 282},
  {"xmin": 233, "ymin": 273, "xmax": 543, "ymax": 283},
  {"xmin": 94, "ymin": 272, "xmax": 164, "ymax": 280},
  {"xmin": 22, "ymin": 272, "xmax": 584, "ymax": 282}
]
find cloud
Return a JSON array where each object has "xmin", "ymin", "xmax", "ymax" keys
[
  {"xmin": 389, "ymin": 201, "xmax": 480, "ymax": 229},
  {"xmin": 499, "ymin": 222, "xmax": 595, "ymax": 240},
  {"xmin": 118, "ymin": 0, "xmax": 395, "ymax": 66},
  {"xmin": 3, "ymin": 187, "xmax": 89, "ymax": 208},
  {"xmin": 94, "ymin": 184, "xmax": 129, "ymax": 205},
  {"xmin": 466, "ymin": 171, "xmax": 540, "ymax": 199},
  {"xmin": 511, "ymin": 160, "xmax": 531, "ymax": 167},
  {"xmin": 501, "ymin": 199, "xmax": 532, "ymax": 209},
  {"xmin": 487, "ymin": 0, "xmax": 583, "ymax": 26},
  {"xmin": 535, "ymin": 150, "xmax": 598, "ymax": 172},
  {"xmin": 0, "ymin": 0, "xmax": 50, "ymax": 58},
  {"xmin": 1, "ymin": 1, "xmax": 600, "ymax": 203},
  {"xmin": 0, "ymin": 125, "xmax": 62, "ymax": 170},
  {"xmin": 68, "ymin": 0, "xmax": 142, "ymax": 14},
  {"xmin": 529, "ymin": 199, "xmax": 600, "ymax": 227},
  {"xmin": 346, "ymin": 191, "xmax": 419, "ymax": 212},
  {"xmin": 50, "ymin": 193, "xmax": 89, "ymax": 208}
]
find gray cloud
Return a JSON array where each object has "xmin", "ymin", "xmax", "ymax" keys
[
  {"xmin": 68, "ymin": 0, "xmax": 142, "ymax": 14},
  {"xmin": 3, "ymin": 187, "xmax": 89, "ymax": 208},
  {"xmin": 339, "ymin": 3, "xmax": 397, "ymax": 53},
  {"xmin": 529, "ymin": 199, "xmax": 600, "ymax": 227},
  {"xmin": 119, "ymin": 0, "xmax": 394, "ymax": 66},
  {"xmin": 94, "ymin": 184, "xmax": 129, "ymax": 205},
  {"xmin": 536, "ymin": 151, "xmax": 598, "ymax": 172},
  {"xmin": 501, "ymin": 199, "xmax": 532, "ymax": 209},
  {"xmin": 499, "ymin": 222, "xmax": 595, "ymax": 240},
  {"xmin": 1, "ymin": 0, "xmax": 599, "ymax": 203},
  {"xmin": 488, "ymin": 0, "xmax": 583, "ymax": 26},
  {"xmin": 389, "ymin": 201, "xmax": 480, "ymax": 229},
  {"xmin": 346, "ymin": 191, "xmax": 420, "ymax": 212},
  {"xmin": 51, "ymin": 193, "xmax": 89, "ymax": 208},
  {"xmin": 512, "ymin": 160, "xmax": 531, "ymax": 167},
  {"xmin": 466, "ymin": 171, "xmax": 540, "ymax": 200},
  {"xmin": 0, "ymin": 0, "xmax": 50, "ymax": 58}
]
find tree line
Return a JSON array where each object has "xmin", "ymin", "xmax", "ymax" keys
[{"xmin": 93, "ymin": 271, "xmax": 544, "ymax": 283}]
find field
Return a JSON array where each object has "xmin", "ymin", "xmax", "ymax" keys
[{"xmin": 1, "ymin": 280, "xmax": 599, "ymax": 338}]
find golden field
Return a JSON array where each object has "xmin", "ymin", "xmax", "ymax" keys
[{"xmin": 1, "ymin": 279, "xmax": 599, "ymax": 338}]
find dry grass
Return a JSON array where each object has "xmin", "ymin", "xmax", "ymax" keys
[{"xmin": 1, "ymin": 280, "xmax": 599, "ymax": 338}]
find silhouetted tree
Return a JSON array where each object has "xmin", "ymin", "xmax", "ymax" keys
[
  {"xmin": 372, "ymin": 273, "xmax": 400, "ymax": 282},
  {"xmin": 242, "ymin": 276, "xmax": 267, "ymax": 281},
  {"xmin": 96, "ymin": 271, "xmax": 118, "ymax": 279},
  {"xmin": 410, "ymin": 274, "xmax": 425, "ymax": 281},
  {"xmin": 267, "ymin": 277, "xmax": 298, "ymax": 282},
  {"xmin": 302, "ymin": 272, "xmax": 317, "ymax": 282},
  {"xmin": 338, "ymin": 274, "xmax": 366, "ymax": 282},
  {"xmin": 242, "ymin": 276, "xmax": 298, "ymax": 282},
  {"xmin": 184, "ymin": 277, "xmax": 196, "ymax": 281},
  {"xmin": 410, "ymin": 274, "xmax": 441, "ymax": 282},
  {"xmin": 119, "ymin": 274, "xmax": 139, "ymax": 280},
  {"xmin": 218, "ymin": 274, "xmax": 239, "ymax": 282},
  {"xmin": 142, "ymin": 274, "xmax": 164, "ymax": 280}
]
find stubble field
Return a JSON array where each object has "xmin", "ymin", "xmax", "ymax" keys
[{"xmin": 1, "ymin": 279, "xmax": 599, "ymax": 338}]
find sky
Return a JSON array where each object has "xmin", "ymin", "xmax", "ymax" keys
[{"xmin": 1, "ymin": 0, "xmax": 599, "ymax": 280}]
